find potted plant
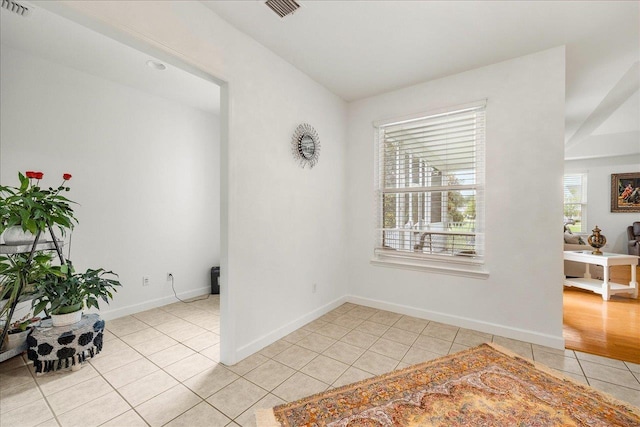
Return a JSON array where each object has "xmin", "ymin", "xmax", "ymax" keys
[
  {"xmin": 0, "ymin": 252, "xmax": 56, "ymax": 323},
  {"xmin": 0, "ymin": 251, "xmax": 53, "ymax": 308},
  {"xmin": 1, "ymin": 171, "xmax": 76, "ymax": 343},
  {"xmin": 31, "ymin": 261, "xmax": 121, "ymax": 326},
  {"xmin": 0, "ymin": 171, "xmax": 77, "ymax": 244},
  {"xmin": 0, "ymin": 314, "xmax": 40, "ymax": 351}
]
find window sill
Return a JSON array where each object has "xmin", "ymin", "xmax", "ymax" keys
[{"xmin": 370, "ymin": 256, "xmax": 490, "ymax": 279}]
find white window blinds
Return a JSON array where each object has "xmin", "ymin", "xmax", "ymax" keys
[
  {"xmin": 375, "ymin": 102, "xmax": 486, "ymax": 264},
  {"xmin": 563, "ymin": 174, "xmax": 587, "ymax": 233}
]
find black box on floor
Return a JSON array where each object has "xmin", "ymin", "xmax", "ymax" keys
[{"xmin": 211, "ymin": 266, "xmax": 220, "ymax": 294}]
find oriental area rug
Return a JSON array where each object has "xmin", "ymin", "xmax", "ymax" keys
[{"xmin": 256, "ymin": 343, "xmax": 640, "ymax": 427}]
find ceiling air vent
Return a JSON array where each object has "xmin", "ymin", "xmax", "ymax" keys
[
  {"xmin": 265, "ymin": 0, "xmax": 300, "ymax": 18},
  {"xmin": 1, "ymin": 0, "xmax": 31, "ymax": 17}
]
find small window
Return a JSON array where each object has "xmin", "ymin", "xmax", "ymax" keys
[
  {"xmin": 374, "ymin": 101, "xmax": 486, "ymax": 271},
  {"xmin": 563, "ymin": 174, "xmax": 587, "ymax": 233}
]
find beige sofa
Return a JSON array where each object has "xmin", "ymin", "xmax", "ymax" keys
[{"xmin": 564, "ymin": 238, "xmax": 604, "ymax": 279}]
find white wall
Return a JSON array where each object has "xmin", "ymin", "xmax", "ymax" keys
[
  {"xmin": 346, "ymin": 47, "xmax": 567, "ymax": 348},
  {"xmin": 0, "ymin": 45, "xmax": 220, "ymax": 318},
  {"xmin": 39, "ymin": 1, "xmax": 349, "ymax": 363},
  {"xmin": 10, "ymin": 2, "xmax": 569, "ymax": 361},
  {"xmin": 565, "ymin": 155, "xmax": 640, "ymax": 253}
]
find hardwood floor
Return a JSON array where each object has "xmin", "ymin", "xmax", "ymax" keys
[{"xmin": 563, "ymin": 268, "xmax": 640, "ymax": 363}]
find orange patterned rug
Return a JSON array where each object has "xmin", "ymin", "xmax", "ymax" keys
[{"xmin": 257, "ymin": 343, "xmax": 640, "ymax": 427}]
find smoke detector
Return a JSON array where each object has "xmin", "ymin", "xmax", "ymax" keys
[
  {"xmin": 265, "ymin": 0, "xmax": 300, "ymax": 18},
  {"xmin": 1, "ymin": 0, "xmax": 31, "ymax": 17}
]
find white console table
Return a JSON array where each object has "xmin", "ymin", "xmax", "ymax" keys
[{"xmin": 563, "ymin": 251, "xmax": 638, "ymax": 300}]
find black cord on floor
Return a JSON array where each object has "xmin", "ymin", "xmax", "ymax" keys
[{"xmin": 169, "ymin": 274, "xmax": 210, "ymax": 303}]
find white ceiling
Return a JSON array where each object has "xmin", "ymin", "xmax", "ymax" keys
[
  {"xmin": 0, "ymin": 3, "xmax": 220, "ymax": 115},
  {"xmin": 203, "ymin": 0, "xmax": 639, "ymax": 155},
  {"xmin": 1, "ymin": 1, "xmax": 636, "ymax": 157}
]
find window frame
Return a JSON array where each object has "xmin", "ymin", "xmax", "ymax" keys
[
  {"xmin": 563, "ymin": 173, "xmax": 588, "ymax": 234},
  {"xmin": 372, "ymin": 100, "xmax": 488, "ymax": 278}
]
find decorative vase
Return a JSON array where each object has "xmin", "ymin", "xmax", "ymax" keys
[
  {"xmin": 1, "ymin": 226, "xmax": 38, "ymax": 245},
  {"xmin": 587, "ymin": 225, "xmax": 607, "ymax": 255},
  {"xmin": 51, "ymin": 305, "xmax": 83, "ymax": 327}
]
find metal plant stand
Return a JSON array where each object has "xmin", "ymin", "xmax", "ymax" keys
[{"xmin": 0, "ymin": 226, "xmax": 65, "ymax": 362}]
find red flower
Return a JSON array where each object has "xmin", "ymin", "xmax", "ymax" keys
[
  {"xmin": 63, "ymin": 173, "xmax": 72, "ymax": 180},
  {"xmin": 34, "ymin": 172, "xmax": 44, "ymax": 180},
  {"xmin": 25, "ymin": 171, "xmax": 36, "ymax": 179}
]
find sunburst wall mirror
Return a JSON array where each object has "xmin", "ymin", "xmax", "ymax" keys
[{"xmin": 292, "ymin": 123, "xmax": 320, "ymax": 168}]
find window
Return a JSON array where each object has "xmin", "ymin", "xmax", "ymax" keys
[
  {"xmin": 374, "ymin": 101, "xmax": 486, "ymax": 271},
  {"xmin": 563, "ymin": 174, "xmax": 587, "ymax": 233}
]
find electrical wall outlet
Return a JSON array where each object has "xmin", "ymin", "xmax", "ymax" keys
[
  {"xmin": 142, "ymin": 276, "xmax": 150, "ymax": 287},
  {"xmin": 312, "ymin": 283, "xmax": 317, "ymax": 293},
  {"xmin": 167, "ymin": 272, "xmax": 173, "ymax": 281}
]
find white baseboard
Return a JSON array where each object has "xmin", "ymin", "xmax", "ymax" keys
[
  {"xmin": 232, "ymin": 296, "xmax": 349, "ymax": 363},
  {"xmin": 90, "ymin": 286, "xmax": 211, "ymax": 321},
  {"xmin": 92, "ymin": 290, "xmax": 564, "ymax": 362},
  {"xmin": 347, "ymin": 295, "xmax": 565, "ymax": 349}
]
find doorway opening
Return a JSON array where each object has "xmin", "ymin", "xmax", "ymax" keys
[{"xmin": 0, "ymin": 2, "xmax": 229, "ymax": 361}]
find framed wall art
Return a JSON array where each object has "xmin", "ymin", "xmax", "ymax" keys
[{"xmin": 611, "ymin": 172, "xmax": 640, "ymax": 213}]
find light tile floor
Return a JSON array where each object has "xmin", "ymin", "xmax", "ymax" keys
[{"xmin": 1, "ymin": 297, "xmax": 639, "ymax": 426}]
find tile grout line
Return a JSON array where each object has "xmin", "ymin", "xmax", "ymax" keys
[
  {"xmin": 5, "ymin": 298, "xmax": 639, "ymax": 425},
  {"xmin": 72, "ymin": 328, "xmax": 147, "ymax": 426},
  {"xmin": 114, "ymin": 301, "xmax": 219, "ymax": 426},
  {"xmin": 154, "ymin": 385, "xmax": 203, "ymax": 427},
  {"xmin": 106, "ymin": 302, "xmax": 640, "ymax": 421},
  {"xmin": 98, "ymin": 305, "xmax": 214, "ymax": 425},
  {"xmin": 109, "ymin": 329, "xmax": 219, "ymax": 425},
  {"xmin": 25, "ymin": 354, "xmax": 63, "ymax": 427},
  {"xmin": 93, "ymin": 364, "xmax": 150, "ymax": 427}
]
